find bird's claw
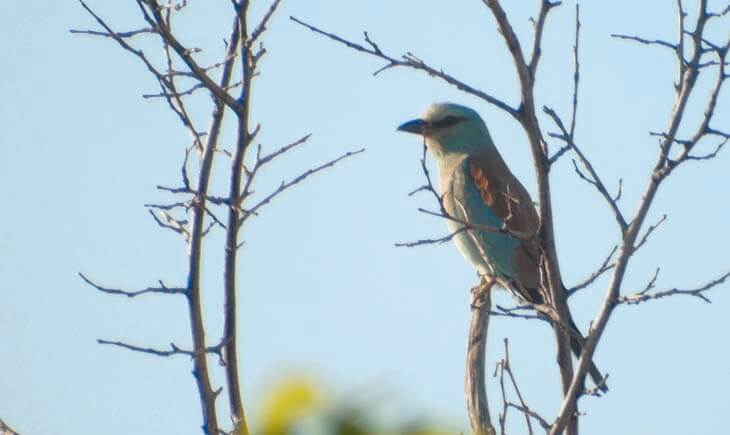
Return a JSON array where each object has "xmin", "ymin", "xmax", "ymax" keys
[{"xmin": 470, "ymin": 277, "xmax": 495, "ymax": 309}]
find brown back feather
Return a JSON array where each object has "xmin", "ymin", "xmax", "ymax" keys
[{"xmin": 468, "ymin": 152, "xmax": 543, "ymax": 300}]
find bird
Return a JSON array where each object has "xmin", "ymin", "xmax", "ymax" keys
[{"xmin": 397, "ymin": 102, "xmax": 606, "ymax": 391}]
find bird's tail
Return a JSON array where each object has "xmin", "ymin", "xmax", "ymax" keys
[{"xmin": 515, "ymin": 280, "xmax": 608, "ymax": 392}]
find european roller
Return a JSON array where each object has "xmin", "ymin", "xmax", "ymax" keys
[{"xmin": 398, "ymin": 102, "xmax": 605, "ymax": 390}]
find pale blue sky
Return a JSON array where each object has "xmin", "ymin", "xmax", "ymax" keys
[{"xmin": 1, "ymin": 1, "xmax": 729, "ymax": 434}]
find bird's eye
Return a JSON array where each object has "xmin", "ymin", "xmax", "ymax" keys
[{"xmin": 432, "ymin": 115, "xmax": 464, "ymax": 129}]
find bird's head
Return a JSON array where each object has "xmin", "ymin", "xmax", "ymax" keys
[{"xmin": 397, "ymin": 102, "xmax": 493, "ymax": 157}]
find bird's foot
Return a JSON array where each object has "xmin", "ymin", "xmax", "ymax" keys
[{"xmin": 470, "ymin": 277, "xmax": 495, "ymax": 309}]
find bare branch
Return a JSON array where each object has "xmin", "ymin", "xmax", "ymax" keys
[
  {"xmin": 569, "ymin": 4, "xmax": 581, "ymax": 138},
  {"xmin": 508, "ymin": 403, "xmax": 550, "ymax": 431},
  {"xmin": 179, "ymin": 15, "xmax": 242, "ymax": 434},
  {"xmin": 480, "ymin": 4, "xmax": 579, "ymax": 423},
  {"xmin": 547, "ymin": 3, "xmax": 580, "ymax": 164},
  {"xmin": 79, "ymin": 273, "xmax": 188, "ymax": 297},
  {"xmin": 394, "ymin": 227, "xmax": 467, "ymax": 248},
  {"xmin": 466, "ymin": 280, "xmax": 497, "ymax": 435},
  {"xmin": 243, "ymin": 148, "xmax": 365, "ymax": 218},
  {"xmin": 528, "ymin": 0, "xmax": 562, "ymax": 76},
  {"xmin": 144, "ymin": 200, "xmax": 190, "ymax": 211},
  {"xmin": 219, "ymin": 5, "xmax": 254, "ymax": 430},
  {"xmin": 707, "ymin": 4, "xmax": 730, "ymax": 18},
  {"xmin": 142, "ymin": 0, "xmax": 243, "ymax": 112},
  {"xmin": 69, "ymin": 27, "xmax": 155, "ymax": 38},
  {"xmin": 418, "ymin": 208, "xmax": 535, "ymax": 242},
  {"xmin": 567, "ymin": 246, "xmax": 618, "ymax": 296},
  {"xmin": 634, "ymin": 214, "xmax": 667, "ymax": 251},
  {"xmin": 482, "ymin": 0, "xmax": 532, "ymax": 91},
  {"xmin": 76, "ymin": 1, "xmax": 167, "ymax": 83},
  {"xmin": 249, "ymin": 0, "xmax": 283, "ymax": 45},
  {"xmin": 613, "ymin": 178, "xmax": 623, "ymax": 202},
  {"xmin": 290, "ymin": 16, "xmax": 520, "ymax": 118},
  {"xmin": 495, "ymin": 339, "xmax": 549, "ymax": 434},
  {"xmin": 548, "ymin": 144, "xmax": 571, "ymax": 164},
  {"xmin": 619, "ymin": 270, "xmax": 729, "ymax": 305},
  {"xmin": 491, "ymin": 304, "xmax": 548, "ymax": 322},
  {"xmin": 545, "ymin": 107, "xmax": 628, "ymax": 231},
  {"xmin": 148, "ymin": 209, "xmax": 190, "ymax": 239},
  {"xmin": 98, "ymin": 339, "xmax": 195, "ymax": 358},
  {"xmin": 551, "ymin": 5, "xmax": 725, "ymax": 431},
  {"xmin": 97, "ymin": 339, "xmax": 225, "ymax": 359},
  {"xmin": 257, "ymin": 133, "xmax": 312, "ymax": 167},
  {"xmin": 686, "ymin": 138, "xmax": 727, "ymax": 161},
  {"xmin": 204, "ymin": 206, "xmax": 227, "ymax": 230},
  {"xmin": 610, "ymin": 33, "xmax": 678, "ymax": 50}
]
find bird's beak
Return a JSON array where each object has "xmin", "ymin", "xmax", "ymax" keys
[{"xmin": 397, "ymin": 118, "xmax": 426, "ymax": 135}]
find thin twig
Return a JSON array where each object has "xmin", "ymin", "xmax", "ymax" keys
[
  {"xmin": 242, "ymin": 148, "xmax": 365, "ymax": 219},
  {"xmin": 290, "ymin": 16, "xmax": 519, "ymax": 118},
  {"xmin": 97, "ymin": 339, "xmax": 224, "ymax": 358},
  {"xmin": 567, "ymin": 246, "xmax": 618, "ymax": 296},
  {"xmin": 544, "ymin": 107, "xmax": 628, "ymax": 231},
  {"xmin": 394, "ymin": 227, "xmax": 468, "ymax": 248},
  {"xmin": 249, "ymin": 0, "xmax": 283, "ymax": 45},
  {"xmin": 610, "ymin": 33, "xmax": 678, "ymax": 50},
  {"xmin": 79, "ymin": 273, "xmax": 188, "ymax": 297},
  {"xmin": 634, "ymin": 214, "xmax": 667, "ymax": 251},
  {"xmin": 619, "ymin": 270, "xmax": 729, "ymax": 305},
  {"xmin": 69, "ymin": 27, "xmax": 155, "ymax": 38}
]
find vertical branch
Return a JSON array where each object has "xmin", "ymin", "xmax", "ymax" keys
[
  {"xmin": 183, "ymin": 17, "xmax": 242, "ymax": 435},
  {"xmin": 221, "ymin": 1, "xmax": 255, "ymax": 432},
  {"xmin": 550, "ymin": 1, "xmax": 726, "ymax": 433},
  {"xmin": 482, "ymin": 4, "xmax": 576, "ymax": 433},
  {"xmin": 78, "ymin": 2, "xmax": 362, "ymax": 434},
  {"xmin": 466, "ymin": 279, "xmax": 497, "ymax": 435}
]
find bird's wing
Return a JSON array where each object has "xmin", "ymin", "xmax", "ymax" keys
[
  {"xmin": 467, "ymin": 153, "xmax": 539, "ymax": 236},
  {"xmin": 448, "ymin": 157, "xmax": 518, "ymax": 282},
  {"xmin": 463, "ymin": 152, "xmax": 543, "ymax": 294}
]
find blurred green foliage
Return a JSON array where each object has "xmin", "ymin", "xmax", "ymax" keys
[{"xmin": 254, "ymin": 377, "xmax": 457, "ymax": 435}]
